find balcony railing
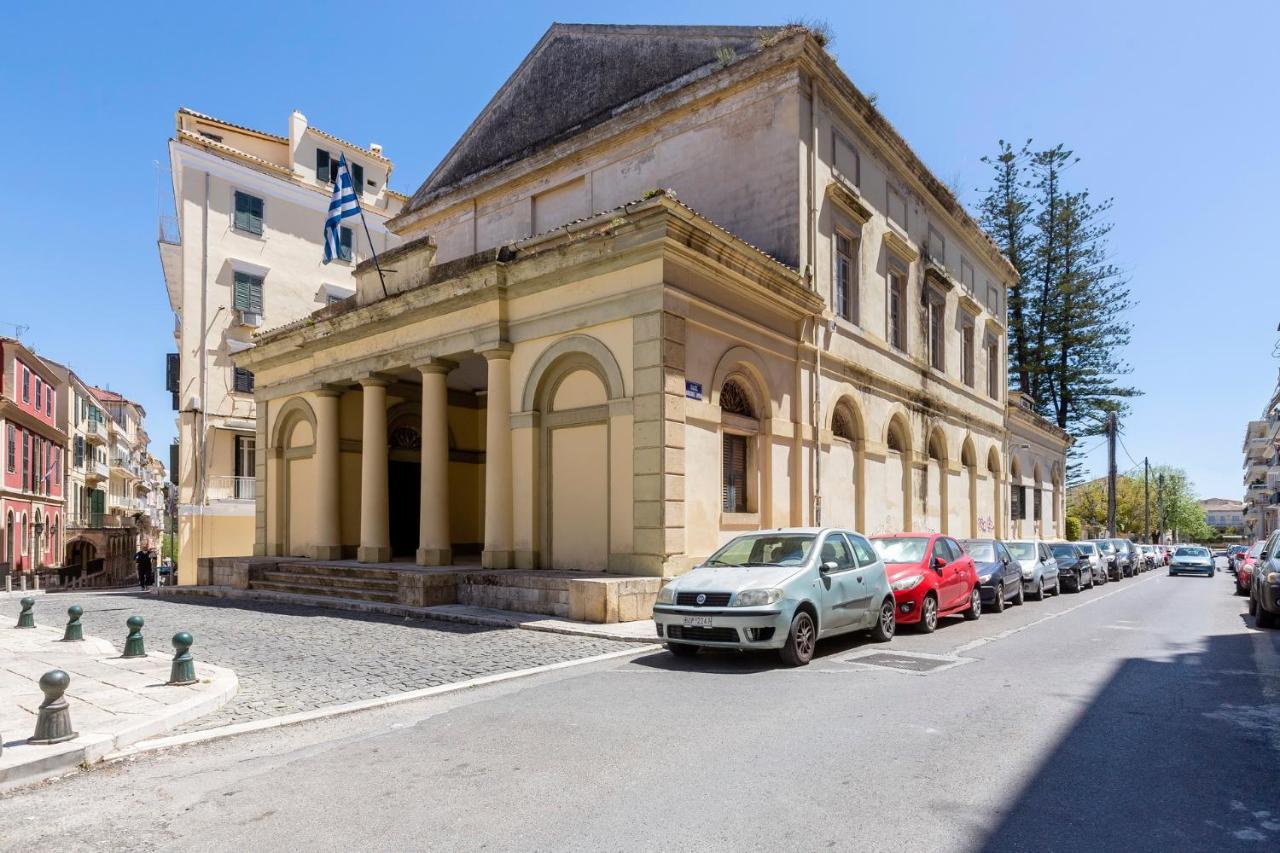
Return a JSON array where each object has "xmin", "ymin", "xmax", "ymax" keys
[
  {"xmin": 85, "ymin": 459, "xmax": 109, "ymax": 479},
  {"xmin": 66, "ymin": 513, "xmax": 134, "ymax": 529},
  {"xmin": 85, "ymin": 420, "xmax": 104, "ymax": 441},
  {"xmin": 208, "ymin": 475, "xmax": 255, "ymax": 502}
]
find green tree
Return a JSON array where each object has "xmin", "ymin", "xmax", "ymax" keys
[{"xmin": 979, "ymin": 140, "xmax": 1035, "ymax": 394}]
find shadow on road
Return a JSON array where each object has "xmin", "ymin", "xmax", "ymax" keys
[{"xmin": 976, "ymin": 622, "xmax": 1280, "ymax": 852}]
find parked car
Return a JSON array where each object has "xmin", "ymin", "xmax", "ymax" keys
[
  {"xmin": 1074, "ymin": 541, "xmax": 1108, "ymax": 586},
  {"xmin": 1168, "ymin": 545, "xmax": 1215, "ymax": 577},
  {"xmin": 871, "ymin": 533, "xmax": 982, "ymax": 633},
  {"xmin": 1049, "ymin": 543, "xmax": 1094, "ymax": 592},
  {"xmin": 1005, "ymin": 539, "xmax": 1061, "ymax": 599},
  {"xmin": 1236, "ymin": 540, "xmax": 1267, "ymax": 596},
  {"xmin": 1249, "ymin": 532, "xmax": 1280, "ymax": 629},
  {"xmin": 1108, "ymin": 539, "xmax": 1137, "ymax": 576},
  {"xmin": 1227, "ymin": 544, "xmax": 1249, "ymax": 572},
  {"xmin": 1124, "ymin": 540, "xmax": 1145, "ymax": 573},
  {"xmin": 1140, "ymin": 544, "xmax": 1162, "ymax": 570},
  {"xmin": 1085, "ymin": 539, "xmax": 1124, "ymax": 581},
  {"xmin": 652, "ymin": 528, "xmax": 897, "ymax": 666},
  {"xmin": 959, "ymin": 538, "xmax": 1024, "ymax": 612}
]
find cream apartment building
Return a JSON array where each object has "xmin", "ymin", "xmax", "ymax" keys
[
  {"xmin": 233, "ymin": 23, "xmax": 1068, "ymax": 588},
  {"xmin": 160, "ymin": 108, "xmax": 405, "ymax": 584},
  {"xmin": 1242, "ymin": 371, "xmax": 1280, "ymax": 538}
]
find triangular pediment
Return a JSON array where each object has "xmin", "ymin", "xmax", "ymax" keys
[{"xmin": 406, "ymin": 23, "xmax": 779, "ymax": 211}]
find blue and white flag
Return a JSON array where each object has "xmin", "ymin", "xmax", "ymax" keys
[{"xmin": 323, "ymin": 154, "xmax": 361, "ymax": 264}]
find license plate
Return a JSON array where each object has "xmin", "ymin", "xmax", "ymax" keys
[{"xmin": 683, "ymin": 616, "xmax": 713, "ymax": 628}]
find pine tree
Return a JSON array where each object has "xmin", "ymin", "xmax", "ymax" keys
[{"xmin": 979, "ymin": 140, "xmax": 1035, "ymax": 394}]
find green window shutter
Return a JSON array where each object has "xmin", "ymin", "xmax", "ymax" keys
[
  {"xmin": 339, "ymin": 226, "xmax": 353, "ymax": 261},
  {"xmin": 249, "ymin": 195, "xmax": 263, "ymax": 234},
  {"xmin": 234, "ymin": 191, "xmax": 264, "ymax": 235},
  {"xmin": 233, "ymin": 272, "xmax": 264, "ymax": 312},
  {"xmin": 351, "ymin": 162, "xmax": 364, "ymax": 195},
  {"xmin": 233, "ymin": 191, "xmax": 248, "ymax": 231},
  {"xmin": 316, "ymin": 148, "xmax": 330, "ymax": 183}
]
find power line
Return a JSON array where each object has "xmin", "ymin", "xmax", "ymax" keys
[{"xmin": 1117, "ymin": 432, "xmax": 1141, "ymax": 470}]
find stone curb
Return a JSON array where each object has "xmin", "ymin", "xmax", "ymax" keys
[
  {"xmin": 0, "ymin": 660, "xmax": 237, "ymax": 794},
  {"xmin": 106, "ymin": 642, "xmax": 658, "ymax": 760},
  {"xmin": 160, "ymin": 585, "xmax": 658, "ymax": 643}
]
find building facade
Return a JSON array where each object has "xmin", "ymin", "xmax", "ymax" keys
[
  {"xmin": 1242, "ymin": 373, "xmax": 1280, "ymax": 538},
  {"xmin": 1, "ymin": 338, "xmax": 67, "ymax": 575},
  {"xmin": 1200, "ymin": 498, "xmax": 1245, "ymax": 536},
  {"xmin": 234, "ymin": 25, "xmax": 1069, "ymax": 582},
  {"xmin": 160, "ymin": 108, "xmax": 405, "ymax": 584}
]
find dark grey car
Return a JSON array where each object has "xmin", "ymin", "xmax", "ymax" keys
[{"xmin": 960, "ymin": 539, "xmax": 1024, "ymax": 613}]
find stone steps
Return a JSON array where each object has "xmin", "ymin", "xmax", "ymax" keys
[
  {"xmin": 255, "ymin": 570, "xmax": 399, "ymax": 592},
  {"xmin": 457, "ymin": 572, "xmax": 572, "ymax": 618},
  {"xmin": 268, "ymin": 562, "xmax": 402, "ymax": 582},
  {"xmin": 249, "ymin": 579, "xmax": 398, "ymax": 603}
]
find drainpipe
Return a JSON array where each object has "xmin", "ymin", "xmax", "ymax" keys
[
  {"xmin": 196, "ymin": 170, "xmax": 211, "ymax": 569},
  {"xmin": 808, "ymin": 75, "xmax": 823, "ymax": 525}
]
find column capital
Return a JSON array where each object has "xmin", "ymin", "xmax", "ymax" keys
[
  {"xmin": 478, "ymin": 343, "xmax": 514, "ymax": 361},
  {"xmin": 357, "ymin": 372, "xmax": 395, "ymax": 388},
  {"xmin": 416, "ymin": 358, "xmax": 457, "ymax": 376},
  {"xmin": 314, "ymin": 385, "xmax": 344, "ymax": 399}
]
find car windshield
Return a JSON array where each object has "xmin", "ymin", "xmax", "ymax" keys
[
  {"xmin": 1249, "ymin": 542, "xmax": 1266, "ymax": 558},
  {"xmin": 1050, "ymin": 544, "xmax": 1077, "ymax": 559},
  {"xmin": 704, "ymin": 534, "xmax": 816, "ymax": 567},
  {"xmin": 1174, "ymin": 547, "xmax": 1208, "ymax": 558},
  {"xmin": 1092, "ymin": 540, "xmax": 1115, "ymax": 553},
  {"xmin": 871, "ymin": 537, "xmax": 930, "ymax": 563},
  {"xmin": 961, "ymin": 541, "xmax": 995, "ymax": 561},
  {"xmin": 1078, "ymin": 543, "xmax": 1097, "ymax": 554},
  {"xmin": 1006, "ymin": 542, "xmax": 1036, "ymax": 560}
]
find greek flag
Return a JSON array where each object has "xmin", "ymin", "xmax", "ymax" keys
[{"xmin": 323, "ymin": 154, "xmax": 360, "ymax": 264}]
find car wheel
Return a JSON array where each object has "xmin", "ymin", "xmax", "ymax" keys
[
  {"xmin": 666, "ymin": 642, "xmax": 699, "ymax": 657},
  {"xmin": 918, "ymin": 594, "xmax": 939, "ymax": 633},
  {"xmin": 869, "ymin": 598, "xmax": 896, "ymax": 643},
  {"xmin": 1013, "ymin": 581, "xmax": 1025, "ymax": 606},
  {"xmin": 1033, "ymin": 578, "xmax": 1045, "ymax": 601},
  {"xmin": 1258, "ymin": 606, "xmax": 1278, "ymax": 630},
  {"xmin": 983, "ymin": 584, "xmax": 1003, "ymax": 612},
  {"xmin": 779, "ymin": 610, "xmax": 817, "ymax": 666},
  {"xmin": 1053, "ymin": 576, "xmax": 1062, "ymax": 596},
  {"xmin": 1248, "ymin": 594, "xmax": 1258, "ymax": 616},
  {"xmin": 963, "ymin": 586, "xmax": 982, "ymax": 621},
  {"xmin": 1236, "ymin": 583, "xmax": 1248, "ymax": 597}
]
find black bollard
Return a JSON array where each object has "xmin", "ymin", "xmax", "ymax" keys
[
  {"xmin": 62, "ymin": 605, "xmax": 84, "ymax": 642},
  {"xmin": 29, "ymin": 670, "xmax": 78, "ymax": 744},
  {"xmin": 15, "ymin": 597, "xmax": 35, "ymax": 629},
  {"xmin": 167, "ymin": 632, "xmax": 197, "ymax": 685},
  {"xmin": 122, "ymin": 615, "xmax": 146, "ymax": 658}
]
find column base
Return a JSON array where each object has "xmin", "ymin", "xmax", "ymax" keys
[
  {"xmin": 357, "ymin": 546, "xmax": 392, "ymax": 563},
  {"xmin": 312, "ymin": 544, "xmax": 344, "ymax": 561},
  {"xmin": 415, "ymin": 547, "xmax": 452, "ymax": 566},
  {"xmin": 482, "ymin": 549, "xmax": 515, "ymax": 569}
]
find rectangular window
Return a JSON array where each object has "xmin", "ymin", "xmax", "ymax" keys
[
  {"xmin": 5, "ymin": 424, "xmax": 13, "ymax": 471},
  {"xmin": 22, "ymin": 430, "xmax": 29, "ymax": 488},
  {"xmin": 1034, "ymin": 488, "xmax": 1043, "ymax": 521},
  {"xmin": 987, "ymin": 282, "xmax": 1000, "ymax": 316},
  {"xmin": 722, "ymin": 433, "xmax": 748, "ymax": 513},
  {"xmin": 833, "ymin": 131, "xmax": 859, "ymax": 186},
  {"xmin": 962, "ymin": 323, "xmax": 975, "ymax": 387},
  {"xmin": 350, "ymin": 162, "xmax": 365, "ymax": 196},
  {"xmin": 233, "ymin": 367, "xmax": 255, "ymax": 394},
  {"xmin": 834, "ymin": 232, "xmax": 856, "ymax": 322},
  {"xmin": 927, "ymin": 225, "xmax": 946, "ymax": 266},
  {"xmin": 74, "ymin": 435, "xmax": 84, "ymax": 467},
  {"xmin": 1011, "ymin": 484, "xmax": 1027, "ymax": 520},
  {"xmin": 316, "ymin": 148, "xmax": 331, "ymax": 183},
  {"xmin": 888, "ymin": 267, "xmax": 907, "ymax": 351},
  {"xmin": 928, "ymin": 297, "xmax": 945, "ymax": 371},
  {"xmin": 339, "ymin": 226, "xmax": 353, "ymax": 261},
  {"xmin": 22, "ymin": 366, "xmax": 30, "ymax": 402},
  {"xmin": 34, "ymin": 377, "xmax": 42, "ymax": 411},
  {"xmin": 886, "ymin": 186, "xmax": 907, "ymax": 230},
  {"xmin": 233, "ymin": 191, "xmax": 264, "ymax": 235},
  {"xmin": 960, "ymin": 258, "xmax": 975, "ymax": 292},
  {"xmin": 232, "ymin": 272, "xmax": 264, "ymax": 313},
  {"xmin": 987, "ymin": 339, "xmax": 1000, "ymax": 399}
]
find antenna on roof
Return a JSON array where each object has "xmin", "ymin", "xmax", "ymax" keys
[{"xmin": 0, "ymin": 321, "xmax": 29, "ymax": 339}]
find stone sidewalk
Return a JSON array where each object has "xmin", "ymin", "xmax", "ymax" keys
[{"xmin": 0, "ymin": 620, "xmax": 237, "ymax": 792}]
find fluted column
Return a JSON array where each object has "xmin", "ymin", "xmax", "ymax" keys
[
  {"xmin": 417, "ymin": 361, "xmax": 453, "ymax": 566},
  {"xmin": 312, "ymin": 389, "xmax": 343, "ymax": 560},
  {"xmin": 482, "ymin": 347, "xmax": 514, "ymax": 568},
  {"xmin": 358, "ymin": 376, "xmax": 391, "ymax": 563}
]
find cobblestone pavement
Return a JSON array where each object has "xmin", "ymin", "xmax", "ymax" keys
[{"xmin": 61, "ymin": 591, "xmax": 630, "ymax": 732}]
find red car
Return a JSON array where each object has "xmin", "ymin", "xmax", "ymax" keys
[
  {"xmin": 1236, "ymin": 541, "xmax": 1266, "ymax": 596},
  {"xmin": 870, "ymin": 533, "xmax": 982, "ymax": 632}
]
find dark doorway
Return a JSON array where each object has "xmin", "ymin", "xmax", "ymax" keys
[{"xmin": 388, "ymin": 461, "xmax": 420, "ymax": 559}]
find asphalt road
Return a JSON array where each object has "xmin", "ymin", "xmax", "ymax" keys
[{"xmin": 2, "ymin": 567, "xmax": 1277, "ymax": 852}]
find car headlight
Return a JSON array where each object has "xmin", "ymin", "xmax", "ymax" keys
[
  {"xmin": 891, "ymin": 574, "xmax": 925, "ymax": 591},
  {"xmin": 978, "ymin": 572, "xmax": 993, "ymax": 583},
  {"xmin": 1022, "ymin": 567, "xmax": 1033, "ymax": 578},
  {"xmin": 1268, "ymin": 572, "xmax": 1279, "ymax": 584},
  {"xmin": 732, "ymin": 588, "xmax": 783, "ymax": 607},
  {"xmin": 656, "ymin": 586, "xmax": 675, "ymax": 605}
]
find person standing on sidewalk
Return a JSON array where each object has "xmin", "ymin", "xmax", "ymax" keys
[{"xmin": 134, "ymin": 547, "xmax": 153, "ymax": 591}]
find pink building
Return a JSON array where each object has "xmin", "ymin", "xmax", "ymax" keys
[{"xmin": 1, "ymin": 337, "xmax": 66, "ymax": 574}]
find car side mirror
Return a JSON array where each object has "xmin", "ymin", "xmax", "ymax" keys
[
  {"xmin": 933, "ymin": 556, "xmax": 947, "ymax": 571},
  {"xmin": 821, "ymin": 561, "xmax": 839, "ymax": 573}
]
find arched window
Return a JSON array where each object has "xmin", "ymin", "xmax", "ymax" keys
[
  {"xmin": 887, "ymin": 427, "xmax": 905, "ymax": 453},
  {"xmin": 720, "ymin": 378, "xmax": 759, "ymax": 514},
  {"xmin": 833, "ymin": 409, "xmax": 855, "ymax": 442},
  {"xmin": 719, "ymin": 379, "xmax": 755, "ymax": 418}
]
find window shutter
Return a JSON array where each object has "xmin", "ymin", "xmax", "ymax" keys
[
  {"xmin": 233, "ymin": 368, "xmax": 255, "ymax": 394},
  {"xmin": 234, "ymin": 191, "xmax": 248, "ymax": 231},
  {"xmin": 233, "ymin": 272, "xmax": 263, "ymax": 312},
  {"xmin": 249, "ymin": 195, "xmax": 263, "ymax": 233},
  {"xmin": 340, "ymin": 226, "xmax": 353, "ymax": 261},
  {"xmin": 165, "ymin": 353, "xmax": 180, "ymax": 393},
  {"xmin": 234, "ymin": 191, "xmax": 264, "ymax": 234},
  {"xmin": 316, "ymin": 148, "xmax": 331, "ymax": 183},
  {"xmin": 722, "ymin": 434, "xmax": 747, "ymax": 513},
  {"xmin": 170, "ymin": 443, "xmax": 179, "ymax": 485},
  {"xmin": 351, "ymin": 162, "xmax": 365, "ymax": 195}
]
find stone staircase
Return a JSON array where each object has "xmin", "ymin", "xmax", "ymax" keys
[{"xmin": 248, "ymin": 562, "xmax": 401, "ymax": 604}]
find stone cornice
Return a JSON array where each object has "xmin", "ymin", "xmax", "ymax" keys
[
  {"xmin": 825, "ymin": 179, "xmax": 873, "ymax": 225},
  {"xmin": 882, "ymin": 228, "xmax": 918, "ymax": 263}
]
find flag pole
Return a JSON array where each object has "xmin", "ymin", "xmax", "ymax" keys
[{"xmin": 355, "ymin": 198, "xmax": 389, "ymax": 300}]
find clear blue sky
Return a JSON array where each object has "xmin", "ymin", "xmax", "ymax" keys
[{"xmin": 2, "ymin": 1, "xmax": 1275, "ymax": 499}]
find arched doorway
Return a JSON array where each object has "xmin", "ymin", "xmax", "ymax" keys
[
  {"xmin": 885, "ymin": 414, "xmax": 912, "ymax": 532},
  {"xmin": 987, "ymin": 447, "xmax": 1002, "ymax": 538},
  {"xmin": 271, "ymin": 398, "xmax": 318, "ymax": 558},
  {"xmin": 387, "ymin": 411, "xmax": 422, "ymax": 559},
  {"xmin": 924, "ymin": 429, "xmax": 948, "ymax": 533},
  {"xmin": 4, "ymin": 510, "xmax": 13, "ymax": 572},
  {"xmin": 826, "ymin": 398, "xmax": 864, "ymax": 531},
  {"xmin": 1010, "ymin": 456, "xmax": 1023, "ymax": 539},
  {"xmin": 961, "ymin": 438, "xmax": 978, "ymax": 537}
]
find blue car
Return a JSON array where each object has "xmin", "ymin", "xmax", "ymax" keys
[{"xmin": 959, "ymin": 538, "xmax": 1024, "ymax": 612}]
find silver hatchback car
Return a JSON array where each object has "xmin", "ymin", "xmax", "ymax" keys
[
  {"xmin": 1004, "ymin": 539, "xmax": 1061, "ymax": 599},
  {"xmin": 652, "ymin": 528, "xmax": 896, "ymax": 666}
]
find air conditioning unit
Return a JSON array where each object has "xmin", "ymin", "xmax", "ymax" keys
[{"xmin": 238, "ymin": 310, "xmax": 262, "ymax": 328}]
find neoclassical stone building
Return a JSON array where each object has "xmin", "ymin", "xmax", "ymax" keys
[{"xmin": 234, "ymin": 24, "xmax": 1069, "ymax": 584}]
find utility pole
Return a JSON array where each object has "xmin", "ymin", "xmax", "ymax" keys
[
  {"xmin": 1144, "ymin": 457, "xmax": 1151, "ymax": 544},
  {"xmin": 1106, "ymin": 412, "xmax": 1118, "ymax": 537}
]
